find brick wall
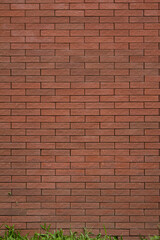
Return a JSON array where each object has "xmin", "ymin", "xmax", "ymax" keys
[{"xmin": 0, "ymin": 0, "xmax": 159, "ymax": 239}]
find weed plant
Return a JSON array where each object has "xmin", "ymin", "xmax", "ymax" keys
[{"xmin": 0, "ymin": 224, "xmax": 159, "ymax": 240}]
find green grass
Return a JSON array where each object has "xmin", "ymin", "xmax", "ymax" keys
[{"xmin": 0, "ymin": 224, "xmax": 159, "ymax": 240}]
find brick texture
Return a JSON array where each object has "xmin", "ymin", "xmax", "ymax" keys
[{"xmin": 0, "ymin": 0, "xmax": 159, "ymax": 239}]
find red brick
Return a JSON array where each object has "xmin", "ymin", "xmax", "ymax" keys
[
  {"xmin": 41, "ymin": 109, "xmax": 70, "ymax": 116},
  {"xmin": 70, "ymin": 3, "xmax": 98, "ymax": 9},
  {"xmin": 101, "ymin": 30, "xmax": 128, "ymax": 37},
  {"xmin": 115, "ymin": 116, "xmax": 144, "ymax": 122},
  {"xmin": 56, "ymin": 129, "xmax": 84, "ymax": 135},
  {"xmin": 12, "ymin": 176, "xmax": 40, "ymax": 182},
  {"xmin": 56, "ymin": 89, "xmax": 84, "ymax": 95},
  {"xmin": 41, "ymin": 56, "xmax": 69, "ymax": 62},
  {"xmin": 101, "ymin": 109, "xmax": 129, "ymax": 115},
  {"xmin": 0, "ymin": 116, "xmax": 25, "ymax": 122},
  {"xmin": 71, "ymin": 69, "xmax": 99, "ymax": 75},
  {"xmin": 56, "ymin": 183, "xmax": 85, "ymax": 189},
  {"xmin": 71, "ymin": 216, "xmax": 99, "ymax": 222},
  {"xmin": 130, "ymin": 96, "xmax": 158, "ymax": 101},
  {"xmin": 71, "ymin": 149, "xmax": 99, "ymax": 156},
  {"xmin": 41, "ymin": 215, "xmax": 69, "ymax": 222},
  {"xmin": 130, "ymin": 136, "xmax": 159, "ymax": 143},
  {"xmin": 130, "ymin": 17, "xmax": 158, "ymax": 23},
  {"xmin": 27, "ymin": 103, "xmax": 55, "ymax": 109},
  {"xmin": 86, "ymin": 196, "xmax": 114, "ymax": 203},
  {"xmin": 42, "ymin": 149, "xmax": 70, "ymax": 155},
  {"xmin": 12, "ymin": 149, "xmax": 40, "ymax": 156},
  {"xmin": 101, "ymin": 96, "xmax": 129, "ymax": 102},
  {"xmin": 42, "ymin": 176, "xmax": 70, "ymax": 182},
  {"xmin": 41, "ymin": 30, "xmax": 69, "ymax": 36},
  {"xmin": 85, "ymin": 103, "xmax": 113, "ymax": 109},
  {"xmin": 26, "ymin": 24, "xmax": 55, "ymax": 30},
  {"xmin": 55, "ymin": 10, "xmax": 84, "ymax": 16},
  {"xmin": 70, "ymin": 17, "xmax": 98, "ymax": 23},
  {"xmin": 85, "ymin": 37, "xmax": 113, "ymax": 43},
  {"xmin": 42, "ymin": 69, "xmax": 69, "ymax": 76},
  {"xmin": 102, "ymin": 150, "xmax": 129, "ymax": 156},
  {"xmin": 11, "ymin": 17, "xmax": 39, "ymax": 24},
  {"xmin": 56, "ymin": 76, "xmax": 84, "ymax": 82},
  {"xmin": 70, "ymin": 43, "xmax": 98, "ymax": 50},
  {"xmin": 100, "ymin": 3, "xmax": 128, "ymax": 9},
  {"xmin": 145, "ymin": 129, "xmax": 160, "ymax": 135},
  {"xmin": 26, "ymin": 50, "xmax": 55, "ymax": 56},
  {"xmin": 86, "ymin": 116, "xmax": 114, "ymax": 122},
  {"xmin": 26, "ymin": 89, "xmax": 55, "ymax": 96},
  {"xmin": 85, "ymin": 10, "xmax": 113, "ymax": 16},
  {"xmin": 41, "ymin": 96, "xmax": 69, "ymax": 102},
  {"xmin": 115, "ymin": 10, "xmax": 143, "ymax": 16},
  {"xmin": 1, "ymin": 11, "xmax": 25, "ymax": 16},
  {"xmin": 12, "ymin": 109, "xmax": 40, "ymax": 116},
  {"xmin": 11, "ymin": 4, "xmax": 39, "ymax": 9},
  {"xmin": 27, "ymin": 183, "xmax": 55, "ymax": 189},
  {"xmin": 101, "ymin": 68, "xmax": 129, "ymax": 75},
  {"xmin": 41, "ymin": 17, "xmax": 69, "ymax": 24},
  {"xmin": 85, "ymin": 89, "xmax": 113, "ymax": 95},
  {"xmin": 11, "ymin": 56, "xmax": 39, "ymax": 63},
  {"xmin": 144, "ymin": 23, "xmax": 160, "ymax": 30},
  {"xmin": 130, "ymin": 150, "xmax": 159, "ymax": 156},
  {"xmin": 41, "ymin": 4, "xmax": 69, "ymax": 10},
  {"xmin": 71, "ymin": 123, "xmax": 99, "ymax": 129},
  {"xmin": 0, "ymin": 69, "xmax": 10, "ymax": 75},
  {"xmin": 26, "ymin": 10, "xmax": 54, "ymax": 17},
  {"xmin": 11, "ymin": 44, "xmax": 39, "ymax": 50},
  {"xmin": 130, "ymin": 42, "xmax": 158, "ymax": 50},
  {"xmin": 41, "ymin": 136, "xmax": 69, "ymax": 142},
  {"xmin": 12, "ymin": 96, "xmax": 40, "ymax": 102},
  {"xmin": 0, "ymin": 30, "xmax": 10, "ymax": 37},
  {"xmin": 12, "ymin": 30, "xmax": 40, "ymax": 38},
  {"xmin": 145, "ymin": 116, "xmax": 160, "ymax": 122},
  {"xmin": 130, "ymin": 3, "xmax": 158, "ymax": 9},
  {"xmin": 71, "ymin": 176, "xmax": 99, "ymax": 182},
  {"xmin": 130, "ymin": 109, "xmax": 158, "ymax": 115},
  {"xmin": 85, "ymin": 23, "xmax": 113, "ymax": 30},
  {"xmin": 56, "ymin": 116, "xmax": 84, "ymax": 122},
  {"xmin": 12, "ymin": 216, "xmax": 40, "ymax": 223},
  {"xmin": 0, "ymin": 4, "xmax": 10, "ymax": 9},
  {"xmin": 101, "ymin": 216, "xmax": 129, "ymax": 223},
  {"xmin": 56, "ymin": 209, "xmax": 85, "ymax": 215},
  {"xmin": 86, "ymin": 209, "xmax": 114, "ymax": 216},
  {"xmin": 86, "ymin": 129, "xmax": 114, "ymax": 135},
  {"xmin": 27, "ymin": 209, "xmax": 55, "ymax": 216}
]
